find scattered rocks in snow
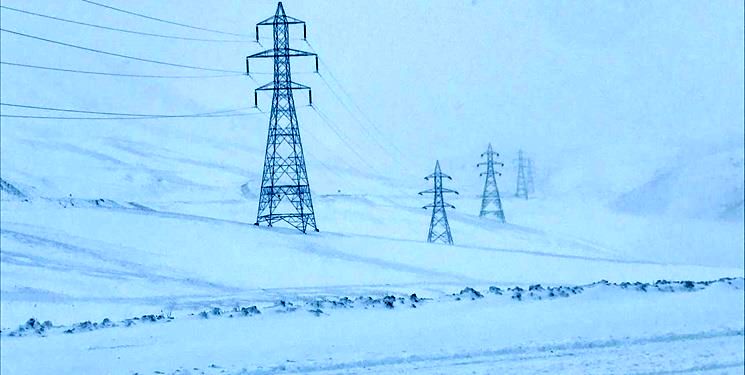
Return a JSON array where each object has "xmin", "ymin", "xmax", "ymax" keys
[
  {"xmin": 307, "ymin": 297, "xmax": 354, "ymax": 310},
  {"xmin": 382, "ymin": 295, "xmax": 397, "ymax": 308},
  {"xmin": 139, "ymin": 314, "xmax": 167, "ymax": 323},
  {"xmin": 234, "ymin": 306, "xmax": 261, "ymax": 316},
  {"xmin": 509, "ymin": 286, "xmax": 524, "ymax": 301},
  {"xmin": 355, "ymin": 296, "xmax": 376, "ymax": 308},
  {"xmin": 409, "ymin": 293, "xmax": 422, "ymax": 303},
  {"xmin": 619, "ymin": 282, "xmax": 648, "ymax": 292},
  {"xmin": 6, "ymin": 278, "xmax": 741, "ymax": 339},
  {"xmin": 586, "ymin": 278, "xmax": 739, "ymax": 294},
  {"xmin": 271, "ymin": 300, "xmax": 299, "ymax": 313},
  {"xmin": 60, "ymin": 314, "xmax": 169, "ymax": 333},
  {"xmin": 307, "ymin": 308, "xmax": 325, "ymax": 316},
  {"xmin": 7, "ymin": 318, "xmax": 53, "ymax": 336},
  {"xmin": 67, "ymin": 321, "xmax": 95, "ymax": 333},
  {"xmin": 337, "ymin": 296, "xmax": 354, "ymax": 307},
  {"xmin": 64, "ymin": 318, "xmax": 112, "ymax": 334},
  {"xmin": 195, "ymin": 306, "xmax": 243, "ymax": 319},
  {"xmin": 351, "ymin": 295, "xmax": 408, "ymax": 309},
  {"xmin": 100, "ymin": 318, "xmax": 114, "ymax": 328},
  {"xmin": 453, "ymin": 287, "xmax": 484, "ymax": 300},
  {"xmin": 529, "ymin": 284, "xmax": 544, "ymax": 292}
]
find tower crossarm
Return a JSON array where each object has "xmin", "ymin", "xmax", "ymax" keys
[
  {"xmin": 424, "ymin": 172, "xmax": 452, "ymax": 180},
  {"xmin": 253, "ymin": 81, "xmax": 312, "ymax": 106},
  {"xmin": 255, "ymin": 81, "xmax": 310, "ymax": 91},
  {"xmin": 246, "ymin": 49, "xmax": 319, "ymax": 75},
  {"xmin": 247, "ymin": 48, "xmax": 317, "ymax": 59},
  {"xmin": 419, "ymin": 188, "xmax": 458, "ymax": 195},
  {"xmin": 477, "ymin": 161, "xmax": 504, "ymax": 168},
  {"xmin": 479, "ymin": 170, "xmax": 502, "ymax": 177},
  {"xmin": 423, "ymin": 202, "xmax": 455, "ymax": 209},
  {"xmin": 257, "ymin": 15, "xmax": 305, "ymax": 26}
]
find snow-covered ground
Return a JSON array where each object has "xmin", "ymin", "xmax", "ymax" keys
[
  {"xmin": 1, "ymin": 188, "xmax": 742, "ymax": 374},
  {"xmin": 1, "ymin": 0, "xmax": 743, "ymax": 374}
]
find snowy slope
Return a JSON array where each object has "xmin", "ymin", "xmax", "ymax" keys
[
  {"xmin": 2, "ymin": 277, "xmax": 743, "ymax": 374},
  {"xmin": 1, "ymin": 0, "xmax": 743, "ymax": 374}
]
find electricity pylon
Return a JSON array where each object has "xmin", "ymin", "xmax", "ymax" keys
[
  {"xmin": 515, "ymin": 149, "xmax": 529, "ymax": 200},
  {"xmin": 477, "ymin": 143, "xmax": 505, "ymax": 222},
  {"xmin": 419, "ymin": 161, "xmax": 458, "ymax": 245},
  {"xmin": 526, "ymin": 158, "xmax": 535, "ymax": 195},
  {"xmin": 247, "ymin": 2, "xmax": 319, "ymax": 233}
]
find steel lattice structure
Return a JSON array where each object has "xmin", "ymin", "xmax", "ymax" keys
[
  {"xmin": 247, "ymin": 2, "xmax": 319, "ymax": 233},
  {"xmin": 419, "ymin": 161, "xmax": 458, "ymax": 245},
  {"xmin": 515, "ymin": 149, "xmax": 529, "ymax": 200},
  {"xmin": 477, "ymin": 143, "xmax": 506, "ymax": 222}
]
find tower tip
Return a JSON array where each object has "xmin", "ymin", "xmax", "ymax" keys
[{"xmin": 276, "ymin": 2, "xmax": 286, "ymax": 16}]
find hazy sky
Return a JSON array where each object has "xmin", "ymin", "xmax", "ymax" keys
[{"xmin": 1, "ymin": 0, "xmax": 742, "ymax": 191}]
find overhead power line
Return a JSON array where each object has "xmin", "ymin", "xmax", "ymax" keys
[
  {"xmin": 0, "ymin": 113, "xmax": 259, "ymax": 120},
  {"xmin": 253, "ymin": 109, "xmax": 344, "ymax": 176},
  {"xmin": 254, "ymin": 90, "xmax": 366, "ymax": 176},
  {"xmin": 0, "ymin": 28, "xmax": 243, "ymax": 73},
  {"xmin": 253, "ymin": 82, "xmax": 385, "ymax": 176},
  {"xmin": 318, "ymin": 57, "xmax": 407, "ymax": 157},
  {"xmin": 0, "ymin": 103, "xmax": 259, "ymax": 120},
  {"xmin": 0, "ymin": 5, "xmax": 252, "ymax": 43},
  {"xmin": 315, "ymin": 72, "xmax": 397, "ymax": 164},
  {"xmin": 80, "ymin": 0, "xmax": 249, "ymax": 38},
  {"xmin": 0, "ymin": 61, "xmax": 243, "ymax": 79},
  {"xmin": 311, "ymin": 104, "xmax": 380, "ymax": 174},
  {"xmin": 302, "ymin": 41, "xmax": 411, "ymax": 173}
]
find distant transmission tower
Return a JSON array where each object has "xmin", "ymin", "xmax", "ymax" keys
[
  {"xmin": 526, "ymin": 158, "xmax": 535, "ymax": 195},
  {"xmin": 515, "ymin": 149, "xmax": 529, "ymax": 200},
  {"xmin": 247, "ymin": 2, "xmax": 319, "ymax": 233},
  {"xmin": 477, "ymin": 143, "xmax": 505, "ymax": 222},
  {"xmin": 419, "ymin": 161, "xmax": 458, "ymax": 245}
]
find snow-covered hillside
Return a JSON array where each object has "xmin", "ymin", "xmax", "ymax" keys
[{"xmin": 1, "ymin": 0, "xmax": 743, "ymax": 374}]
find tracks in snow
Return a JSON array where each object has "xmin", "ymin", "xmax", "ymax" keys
[{"xmin": 190, "ymin": 329, "xmax": 745, "ymax": 375}]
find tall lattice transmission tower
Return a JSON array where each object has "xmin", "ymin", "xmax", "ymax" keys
[
  {"xmin": 419, "ymin": 161, "xmax": 458, "ymax": 245},
  {"xmin": 477, "ymin": 143, "xmax": 506, "ymax": 222},
  {"xmin": 515, "ymin": 149, "xmax": 529, "ymax": 200},
  {"xmin": 246, "ymin": 2, "xmax": 319, "ymax": 233}
]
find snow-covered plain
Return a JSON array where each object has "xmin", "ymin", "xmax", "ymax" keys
[{"xmin": 1, "ymin": 0, "xmax": 743, "ymax": 374}]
